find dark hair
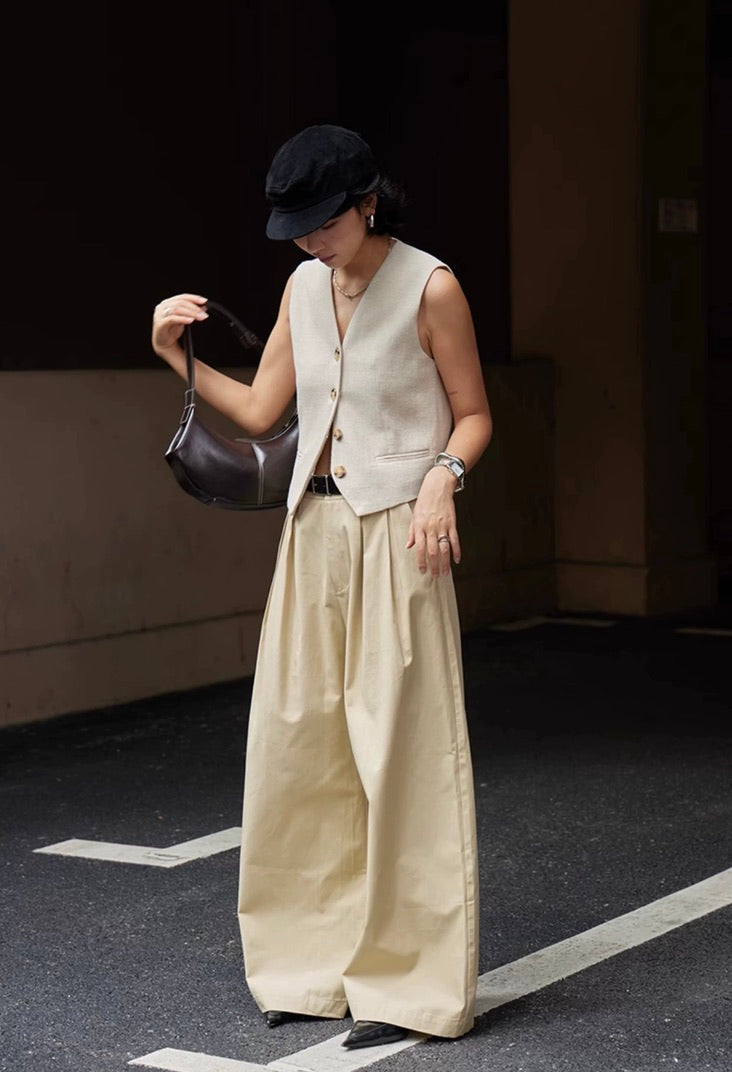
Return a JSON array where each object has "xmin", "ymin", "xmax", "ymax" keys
[{"xmin": 329, "ymin": 174, "xmax": 408, "ymax": 236}]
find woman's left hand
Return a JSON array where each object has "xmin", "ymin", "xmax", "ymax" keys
[{"xmin": 406, "ymin": 466, "xmax": 461, "ymax": 576}]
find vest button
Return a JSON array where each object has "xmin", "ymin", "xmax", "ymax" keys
[
  {"xmin": 334, "ymin": 347, "xmax": 341, "ymax": 361},
  {"xmin": 333, "ymin": 465, "xmax": 346, "ymax": 478},
  {"xmin": 333, "ymin": 427, "xmax": 343, "ymax": 440},
  {"xmin": 330, "ymin": 388, "xmax": 337, "ymax": 401}
]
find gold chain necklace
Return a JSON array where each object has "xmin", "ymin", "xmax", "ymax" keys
[
  {"xmin": 331, "ymin": 238, "xmax": 395, "ymax": 300},
  {"xmin": 332, "ymin": 271, "xmax": 368, "ymax": 300}
]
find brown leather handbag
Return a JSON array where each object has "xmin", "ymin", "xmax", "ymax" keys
[{"xmin": 165, "ymin": 300, "xmax": 298, "ymax": 510}]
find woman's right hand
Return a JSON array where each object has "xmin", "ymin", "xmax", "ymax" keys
[{"xmin": 151, "ymin": 293, "xmax": 209, "ymax": 355}]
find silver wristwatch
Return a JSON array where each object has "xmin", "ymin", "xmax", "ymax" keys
[{"xmin": 433, "ymin": 451, "xmax": 466, "ymax": 492}]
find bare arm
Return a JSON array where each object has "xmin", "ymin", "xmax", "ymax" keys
[
  {"xmin": 151, "ymin": 281, "xmax": 297, "ymax": 437},
  {"xmin": 407, "ymin": 267, "xmax": 493, "ymax": 576}
]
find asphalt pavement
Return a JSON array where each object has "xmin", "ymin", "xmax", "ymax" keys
[{"xmin": 2, "ymin": 597, "xmax": 731, "ymax": 1072}]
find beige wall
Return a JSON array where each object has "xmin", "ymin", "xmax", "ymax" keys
[
  {"xmin": 510, "ymin": 1, "xmax": 646, "ymax": 570},
  {"xmin": 456, "ymin": 360, "xmax": 556, "ymax": 630},
  {"xmin": 709, "ymin": 357, "xmax": 732, "ymax": 578},
  {"xmin": 509, "ymin": 0, "xmax": 716, "ymax": 615},
  {"xmin": 0, "ymin": 361, "xmax": 555, "ymax": 728},
  {"xmin": 0, "ymin": 370, "xmax": 282, "ymax": 728}
]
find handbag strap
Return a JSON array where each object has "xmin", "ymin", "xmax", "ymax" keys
[{"xmin": 181, "ymin": 300, "xmax": 264, "ymax": 407}]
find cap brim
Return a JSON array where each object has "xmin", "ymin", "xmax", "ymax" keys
[{"xmin": 266, "ymin": 191, "xmax": 348, "ymax": 240}]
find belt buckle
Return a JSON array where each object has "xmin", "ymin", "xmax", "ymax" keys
[{"xmin": 310, "ymin": 473, "xmax": 340, "ymax": 496}]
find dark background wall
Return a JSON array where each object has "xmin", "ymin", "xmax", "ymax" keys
[
  {"xmin": 6, "ymin": 2, "xmax": 729, "ymax": 368},
  {"xmin": 5, "ymin": 2, "xmax": 731, "ymax": 372},
  {"xmin": 4, "ymin": 2, "xmax": 509, "ymax": 370}
]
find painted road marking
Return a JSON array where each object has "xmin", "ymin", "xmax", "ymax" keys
[
  {"xmin": 266, "ymin": 1029, "xmax": 426, "ymax": 1071},
  {"xmin": 130, "ymin": 866, "xmax": 732, "ymax": 1072},
  {"xmin": 493, "ymin": 619, "xmax": 732, "ymax": 636},
  {"xmin": 490, "ymin": 616, "xmax": 551, "ymax": 631},
  {"xmin": 675, "ymin": 627, "xmax": 732, "ymax": 637},
  {"xmin": 475, "ymin": 865, "xmax": 732, "ymax": 1013},
  {"xmin": 490, "ymin": 615, "xmax": 617, "ymax": 631},
  {"xmin": 130, "ymin": 1031, "xmax": 421, "ymax": 1072},
  {"xmin": 130, "ymin": 1052, "xmax": 265, "ymax": 1071},
  {"xmin": 34, "ymin": 827, "xmax": 241, "ymax": 868}
]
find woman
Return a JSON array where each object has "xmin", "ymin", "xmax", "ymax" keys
[{"xmin": 151, "ymin": 123, "xmax": 493, "ymax": 1050}]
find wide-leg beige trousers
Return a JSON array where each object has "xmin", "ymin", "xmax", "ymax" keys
[{"xmin": 237, "ymin": 493, "xmax": 479, "ymax": 1038}]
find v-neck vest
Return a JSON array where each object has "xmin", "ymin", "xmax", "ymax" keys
[{"xmin": 286, "ymin": 239, "xmax": 454, "ymax": 516}]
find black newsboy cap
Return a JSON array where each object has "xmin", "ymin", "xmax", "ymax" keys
[{"xmin": 265, "ymin": 124, "xmax": 379, "ymax": 240}]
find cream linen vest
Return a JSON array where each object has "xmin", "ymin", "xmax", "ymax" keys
[{"xmin": 287, "ymin": 239, "xmax": 454, "ymax": 517}]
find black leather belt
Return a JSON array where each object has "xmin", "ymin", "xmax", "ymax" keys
[{"xmin": 308, "ymin": 474, "xmax": 342, "ymax": 495}]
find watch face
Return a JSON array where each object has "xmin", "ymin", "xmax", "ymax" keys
[
  {"xmin": 442, "ymin": 460, "xmax": 463, "ymax": 486},
  {"xmin": 435, "ymin": 454, "xmax": 465, "ymax": 488}
]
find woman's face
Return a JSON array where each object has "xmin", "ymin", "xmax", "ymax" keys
[{"xmin": 293, "ymin": 206, "xmax": 367, "ymax": 267}]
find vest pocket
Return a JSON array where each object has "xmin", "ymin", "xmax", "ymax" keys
[{"xmin": 376, "ymin": 447, "xmax": 432, "ymax": 462}]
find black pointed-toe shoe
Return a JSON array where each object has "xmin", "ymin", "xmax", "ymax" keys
[
  {"xmin": 264, "ymin": 1010, "xmax": 295, "ymax": 1028},
  {"xmin": 265, "ymin": 1009, "xmax": 342, "ymax": 1028},
  {"xmin": 341, "ymin": 1020, "xmax": 409, "ymax": 1049}
]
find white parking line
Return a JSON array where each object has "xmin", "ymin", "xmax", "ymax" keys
[
  {"xmin": 489, "ymin": 615, "xmax": 617, "ymax": 630},
  {"xmin": 130, "ymin": 1051, "xmax": 265, "ymax": 1071},
  {"xmin": 33, "ymin": 827, "xmax": 242, "ymax": 867},
  {"xmin": 130, "ymin": 1031, "xmax": 421, "ymax": 1072},
  {"xmin": 475, "ymin": 865, "xmax": 732, "ymax": 1013},
  {"xmin": 266, "ymin": 1029, "xmax": 426, "ymax": 1071},
  {"xmin": 675, "ymin": 627, "xmax": 732, "ymax": 637},
  {"xmin": 130, "ymin": 866, "xmax": 732, "ymax": 1072}
]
